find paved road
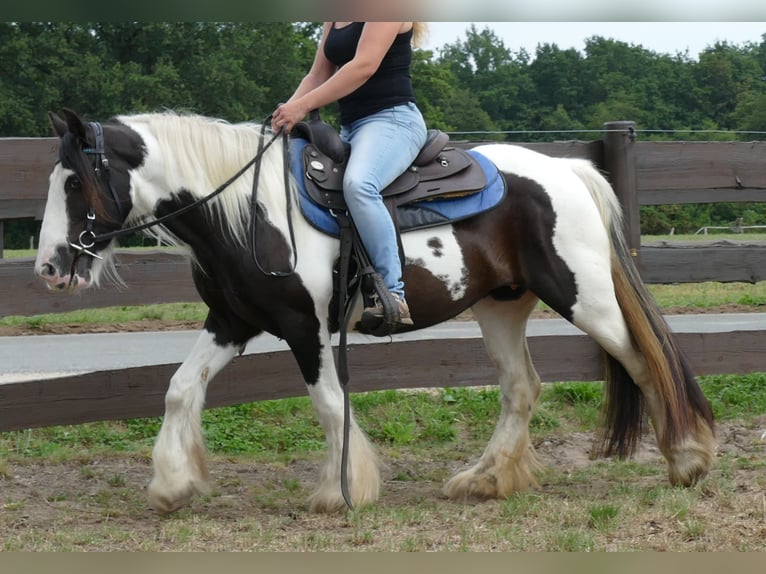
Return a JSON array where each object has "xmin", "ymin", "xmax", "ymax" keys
[{"xmin": 1, "ymin": 313, "xmax": 764, "ymax": 383}]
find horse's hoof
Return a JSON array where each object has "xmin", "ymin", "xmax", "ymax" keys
[
  {"xmin": 667, "ymin": 434, "xmax": 716, "ymax": 487},
  {"xmin": 147, "ymin": 478, "xmax": 205, "ymax": 514},
  {"xmin": 443, "ymin": 470, "xmax": 499, "ymax": 502},
  {"xmin": 148, "ymin": 489, "xmax": 194, "ymax": 515}
]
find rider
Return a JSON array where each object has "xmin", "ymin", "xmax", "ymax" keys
[{"xmin": 271, "ymin": 22, "xmax": 428, "ymax": 330}]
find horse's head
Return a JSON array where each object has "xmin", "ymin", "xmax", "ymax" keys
[{"xmin": 35, "ymin": 109, "xmax": 144, "ymax": 290}]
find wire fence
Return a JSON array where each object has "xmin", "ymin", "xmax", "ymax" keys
[{"xmin": 446, "ymin": 128, "xmax": 766, "ymax": 139}]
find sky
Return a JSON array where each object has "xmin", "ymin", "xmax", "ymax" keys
[{"xmin": 424, "ymin": 22, "xmax": 766, "ymax": 60}]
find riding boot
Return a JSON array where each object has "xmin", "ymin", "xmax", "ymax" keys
[{"xmin": 363, "ymin": 293, "xmax": 413, "ymax": 324}]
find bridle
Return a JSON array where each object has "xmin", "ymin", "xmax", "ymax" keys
[
  {"xmin": 68, "ymin": 118, "xmax": 295, "ymax": 276},
  {"xmin": 69, "ymin": 122, "xmax": 126, "ymax": 261}
]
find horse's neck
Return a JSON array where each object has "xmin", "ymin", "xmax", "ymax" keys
[{"xmin": 130, "ymin": 118, "xmax": 283, "ymax": 249}]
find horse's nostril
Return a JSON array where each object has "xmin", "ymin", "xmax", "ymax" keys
[{"xmin": 39, "ymin": 263, "xmax": 56, "ymax": 277}]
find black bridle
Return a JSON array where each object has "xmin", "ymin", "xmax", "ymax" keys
[
  {"xmin": 68, "ymin": 119, "xmax": 296, "ymax": 277},
  {"xmin": 68, "ymin": 122, "xmax": 125, "ymax": 261}
]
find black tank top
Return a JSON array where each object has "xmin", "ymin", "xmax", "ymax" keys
[{"xmin": 323, "ymin": 22, "xmax": 416, "ymax": 125}]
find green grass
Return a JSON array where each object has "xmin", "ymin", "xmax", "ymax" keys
[
  {"xmin": 0, "ymin": 302, "xmax": 209, "ymax": 328},
  {"xmin": 2, "ymin": 377, "xmax": 766, "ymax": 551},
  {"xmin": 647, "ymin": 281, "xmax": 766, "ymax": 309},
  {"xmin": 2, "ymin": 374, "xmax": 764, "ymax": 463},
  {"xmin": 3, "ymin": 281, "xmax": 763, "ymax": 330},
  {"xmin": 2, "ymin": 249, "xmax": 36, "ymax": 258},
  {"xmin": 698, "ymin": 372, "xmax": 766, "ymax": 420},
  {"xmin": 644, "ymin": 232, "xmax": 766, "ymax": 243}
]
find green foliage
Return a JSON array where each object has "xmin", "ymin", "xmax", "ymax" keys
[
  {"xmin": 646, "ymin": 280, "xmax": 766, "ymax": 309},
  {"xmin": 0, "ymin": 22, "xmax": 317, "ymax": 137},
  {"xmin": 202, "ymin": 400, "xmax": 325, "ymax": 454},
  {"xmin": 4, "ymin": 22, "xmax": 766, "ymax": 248},
  {"xmin": 547, "ymin": 381, "xmax": 602, "ymax": 407},
  {"xmin": 540, "ymin": 382, "xmax": 603, "ymax": 430},
  {"xmin": 698, "ymin": 373, "xmax": 766, "ymax": 420},
  {"xmin": 2, "ymin": 21, "xmax": 765, "ymax": 142},
  {"xmin": 2, "ymin": 374, "xmax": 766, "ymax": 470},
  {"xmin": 641, "ymin": 202, "xmax": 766, "ymax": 235}
]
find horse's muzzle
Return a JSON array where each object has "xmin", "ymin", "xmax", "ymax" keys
[{"xmin": 35, "ymin": 257, "xmax": 89, "ymax": 291}]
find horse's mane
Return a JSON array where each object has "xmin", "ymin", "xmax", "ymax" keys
[{"xmin": 118, "ymin": 111, "xmax": 290, "ymax": 248}]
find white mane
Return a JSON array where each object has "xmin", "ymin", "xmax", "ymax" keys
[{"xmin": 118, "ymin": 111, "xmax": 292, "ymax": 248}]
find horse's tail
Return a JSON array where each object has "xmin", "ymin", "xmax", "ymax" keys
[{"xmin": 568, "ymin": 160, "xmax": 714, "ymax": 458}]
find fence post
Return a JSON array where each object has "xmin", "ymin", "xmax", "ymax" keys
[
  {"xmin": 602, "ymin": 121, "xmax": 641, "ymax": 270},
  {"xmin": 0, "ymin": 221, "xmax": 4, "ymax": 259}
]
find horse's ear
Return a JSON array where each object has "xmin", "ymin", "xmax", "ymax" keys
[
  {"xmin": 61, "ymin": 108, "xmax": 88, "ymax": 143},
  {"xmin": 48, "ymin": 111, "xmax": 68, "ymax": 138}
]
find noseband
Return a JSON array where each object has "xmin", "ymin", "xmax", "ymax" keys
[{"xmin": 69, "ymin": 122, "xmax": 126, "ymax": 260}]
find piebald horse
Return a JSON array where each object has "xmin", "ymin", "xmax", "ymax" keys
[{"xmin": 35, "ymin": 109, "xmax": 715, "ymax": 514}]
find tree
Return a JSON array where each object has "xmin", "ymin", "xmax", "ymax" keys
[
  {"xmin": 732, "ymin": 92, "xmax": 766, "ymax": 138},
  {"xmin": 527, "ymin": 44, "xmax": 589, "ymax": 120},
  {"xmin": 694, "ymin": 42, "xmax": 765, "ymax": 130},
  {"xmin": 412, "ymin": 50, "xmax": 495, "ymax": 135},
  {"xmin": 437, "ymin": 25, "xmax": 531, "ymax": 134}
]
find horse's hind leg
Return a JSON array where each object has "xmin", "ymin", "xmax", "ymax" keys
[
  {"xmin": 147, "ymin": 330, "xmax": 239, "ymax": 514},
  {"xmin": 567, "ymin": 277, "xmax": 715, "ymax": 486},
  {"xmin": 443, "ymin": 292, "xmax": 543, "ymax": 501}
]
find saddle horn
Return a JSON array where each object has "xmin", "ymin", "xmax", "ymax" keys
[{"xmin": 291, "ymin": 109, "xmax": 348, "ymax": 164}]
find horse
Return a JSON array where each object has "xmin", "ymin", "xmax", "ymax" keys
[{"xmin": 35, "ymin": 108, "xmax": 716, "ymax": 514}]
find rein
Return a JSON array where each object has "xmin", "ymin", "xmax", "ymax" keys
[
  {"xmin": 248, "ymin": 122, "xmax": 298, "ymax": 277},
  {"xmin": 73, "ymin": 120, "xmax": 287, "ymax": 252}
]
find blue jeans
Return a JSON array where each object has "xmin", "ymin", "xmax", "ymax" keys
[{"xmin": 340, "ymin": 102, "xmax": 427, "ymax": 299}]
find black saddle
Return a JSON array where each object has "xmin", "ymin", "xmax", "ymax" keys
[{"xmin": 292, "ymin": 111, "xmax": 487, "ymax": 211}]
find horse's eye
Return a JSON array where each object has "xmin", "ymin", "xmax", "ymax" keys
[{"xmin": 64, "ymin": 176, "xmax": 81, "ymax": 193}]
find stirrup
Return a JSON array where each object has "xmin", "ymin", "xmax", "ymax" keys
[{"xmin": 358, "ymin": 292, "xmax": 412, "ymax": 336}]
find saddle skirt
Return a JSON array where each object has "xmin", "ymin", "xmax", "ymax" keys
[{"xmin": 289, "ymin": 138, "xmax": 507, "ymax": 238}]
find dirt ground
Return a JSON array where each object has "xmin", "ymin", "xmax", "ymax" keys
[
  {"xmin": 2, "ymin": 415, "xmax": 765, "ymax": 551},
  {"xmin": 1, "ymin": 304, "xmax": 765, "ymax": 550}
]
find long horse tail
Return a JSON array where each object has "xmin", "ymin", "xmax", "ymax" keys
[{"xmin": 568, "ymin": 160, "xmax": 715, "ymax": 459}]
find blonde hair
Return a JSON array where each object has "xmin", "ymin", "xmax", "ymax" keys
[{"xmin": 412, "ymin": 22, "xmax": 429, "ymax": 48}]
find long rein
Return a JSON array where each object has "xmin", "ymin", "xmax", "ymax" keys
[{"xmin": 77, "ymin": 120, "xmax": 294, "ymax": 278}]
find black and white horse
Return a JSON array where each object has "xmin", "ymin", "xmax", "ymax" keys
[{"xmin": 35, "ymin": 109, "xmax": 715, "ymax": 514}]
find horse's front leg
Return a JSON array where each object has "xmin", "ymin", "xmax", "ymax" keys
[
  {"xmin": 148, "ymin": 329, "xmax": 240, "ymax": 514},
  {"xmin": 304, "ymin": 332, "xmax": 381, "ymax": 513}
]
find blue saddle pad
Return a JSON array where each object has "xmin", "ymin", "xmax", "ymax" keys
[{"xmin": 289, "ymin": 138, "xmax": 506, "ymax": 238}]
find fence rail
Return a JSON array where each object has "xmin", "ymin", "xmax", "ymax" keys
[
  {"xmin": 2, "ymin": 326, "xmax": 764, "ymax": 433},
  {"xmin": 0, "ymin": 122, "xmax": 764, "ymax": 431}
]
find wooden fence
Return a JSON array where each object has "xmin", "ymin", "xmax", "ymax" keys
[{"xmin": 0, "ymin": 121, "xmax": 765, "ymax": 431}]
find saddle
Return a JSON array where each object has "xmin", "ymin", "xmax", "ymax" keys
[
  {"xmin": 292, "ymin": 112, "xmax": 487, "ymax": 211},
  {"xmin": 291, "ymin": 111, "xmax": 490, "ymax": 337}
]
